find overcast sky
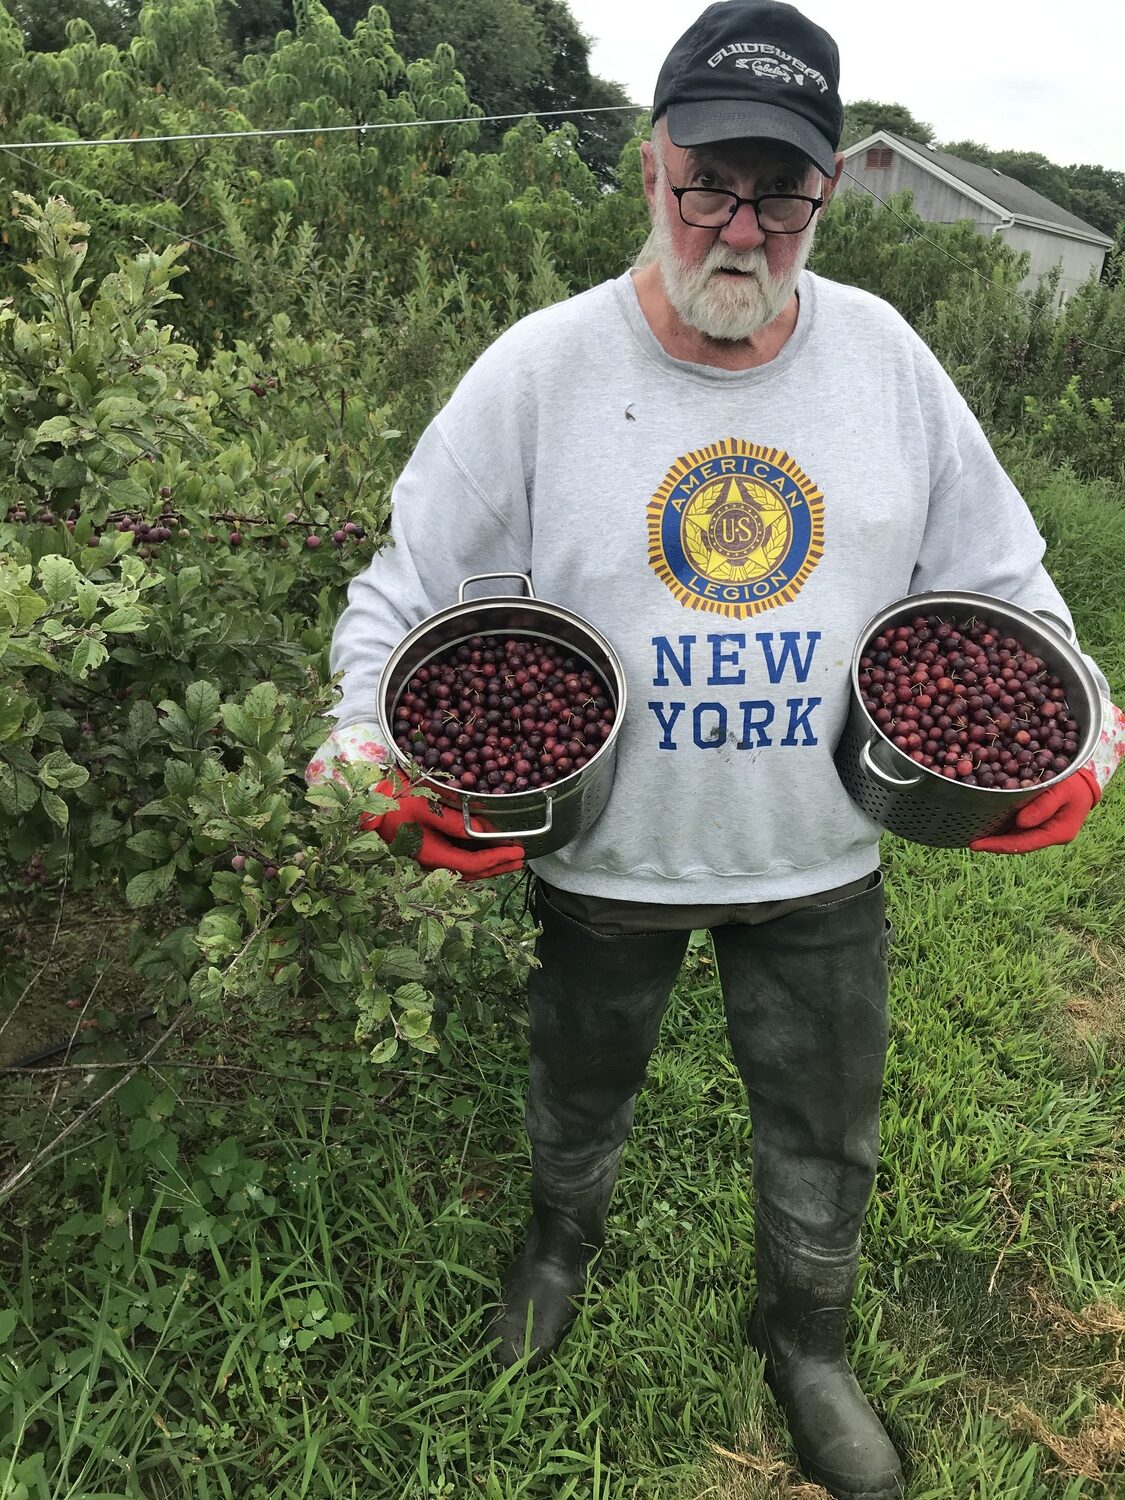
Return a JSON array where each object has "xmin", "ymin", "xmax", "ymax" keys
[{"xmin": 566, "ymin": 0, "xmax": 1125, "ymax": 172}]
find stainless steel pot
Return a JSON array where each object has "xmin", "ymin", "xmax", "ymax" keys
[
  {"xmin": 834, "ymin": 591, "xmax": 1103, "ymax": 847},
  {"xmin": 377, "ymin": 574, "xmax": 627, "ymax": 859}
]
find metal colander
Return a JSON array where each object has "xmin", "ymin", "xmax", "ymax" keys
[
  {"xmin": 377, "ymin": 574, "xmax": 627, "ymax": 859},
  {"xmin": 834, "ymin": 591, "xmax": 1103, "ymax": 848}
]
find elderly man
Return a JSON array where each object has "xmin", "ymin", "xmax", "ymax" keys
[{"xmin": 308, "ymin": 3, "xmax": 1124, "ymax": 1495}]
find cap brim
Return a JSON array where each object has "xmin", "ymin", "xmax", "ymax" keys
[{"xmin": 665, "ymin": 100, "xmax": 836, "ymax": 177}]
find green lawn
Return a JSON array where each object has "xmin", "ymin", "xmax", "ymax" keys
[{"xmin": 2, "ymin": 465, "xmax": 1124, "ymax": 1499}]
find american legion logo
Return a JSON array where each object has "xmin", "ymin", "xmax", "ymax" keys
[{"xmin": 647, "ymin": 439, "xmax": 825, "ymax": 619}]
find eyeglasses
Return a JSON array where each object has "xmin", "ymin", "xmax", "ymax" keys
[{"xmin": 669, "ymin": 185, "xmax": 824, "ymax": 234}]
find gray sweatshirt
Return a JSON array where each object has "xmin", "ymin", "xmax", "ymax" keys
[{"xmin": 327, "ymin": 268, "xmax": 1110, "ymax": 903}]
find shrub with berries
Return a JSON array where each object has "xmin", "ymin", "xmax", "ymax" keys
[{"xmin": 0, "ymin": 196, "xmax": 531, "ymax": 1067}]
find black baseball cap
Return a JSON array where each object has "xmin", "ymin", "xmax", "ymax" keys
[{"xmin": 652, "ymin": 1, "xmax": 844, "ymax": 176}]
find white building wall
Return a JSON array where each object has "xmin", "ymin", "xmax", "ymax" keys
[
  {"xmin": 842, "ymin": 149, "xmax": 1109, "ymax": 304},
  {"xmin": 996, "ymin": 223, "xmax": 1106, "ymax": 302},
  {"xmin": 841, "ymin": 156, "xmax": 1001, "ymax": 232}
]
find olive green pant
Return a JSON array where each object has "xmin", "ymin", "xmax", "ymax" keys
[{"xmin": 523, "ymin": 868, "xmax": 892, "ymax": 1251}]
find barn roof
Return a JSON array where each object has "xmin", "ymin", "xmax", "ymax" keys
[{"xmin": 846, "ymin": 131, "xmax": 1114, "ymax": 246}]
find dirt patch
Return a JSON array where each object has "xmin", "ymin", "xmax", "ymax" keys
[
  {"xmin": 1002, "ymin": 1398, "xmax": 1125, "ymax": 1485},
  {"xmin": 1, "ymin": 886, "xmax": 150, "ymax": 1070},
  {"xmin": 1025, "ymin": 1282, "xmax": 1125, "ymax": 1341},
  {"xmin": 1043, "ymin": 929, "xmax": 1125, "ymax": 1076}
]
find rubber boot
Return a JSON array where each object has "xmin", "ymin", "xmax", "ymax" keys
[
  {"xmin": 749, "ymin": 1206, "xmax": 904, "ymax": 1499},
  {"xmin": 487, "ymin": 880, "xmax": 689, "ymax": 1371},
  {"xmin": 712, "ymin": 873, "xmax": 903, "ymax": 1498},
  {"xmin": 487, "ymin": 1162, "xmax": 616, "ymax": 1370}
]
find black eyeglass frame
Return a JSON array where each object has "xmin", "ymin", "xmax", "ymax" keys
[{"xmin": 669, "ymin": 185, "xmax": 824, "ymax": 234}]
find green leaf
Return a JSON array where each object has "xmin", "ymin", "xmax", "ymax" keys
[
  {"xmin": 34, "ymin": 415, "xmax": 79, "ymax": 444},
  {"xmin": 118, "ymin": 1075, "xmax": 155, "ymax": 1119},
  {"xmin": 88, "ymin": 809, "xmax": 122, "ymax": 846},
  {"xmin": 197, "ymin": 910, "xmax": 243, "ymax": 960},
  {"xmin": 395, "ymin": 982, "xmax": 432, "ymax": 1014},
  {"xmin": 100, "ymin": 607, "xmax": 145, "ymax": 634},
  {"xmin": 162, "ymin": 759, "xmax": 194, "ymax": 799},
  {"xmin": 126, "ymin": 700, "xmax": 160, "ymax": 750},
  {"xmin": 210, "ymin": 870, "xmax": 244, "ymax": 904},
  {"xmin": 398, "ymin": 1008, "xmax": 432, "ymax": 1040},
  {"xmin": 41, "ymin": 789, "xmax": 69, "ymax": 827},
  {"xmin": 377, "ymin": 946, "xmax": 426, "ymax": 981},
  {"xmin": 69, "ymin": 637, "xmax": 109, "ymax": 679},
  {"xmin": 127, "ymin": 829, "xmax": 171, "ymax": 860},
  {"xmin": 420, "ymin": 915, "xmax": 445, "ymax": 961},
  {"xmin": 38, "ymin": 749, "xmax": 89, "ymax": 791},
  {"xmin": 389, "ymin": 821, "xmax": 423, "ymax": 860},
  {"xmin": 0, "ymin": 765, "xmax": 43, "ymax": 814},
  {"xmin": 356, "ymin": 987, "xmax": 392, "ymax": 1033},
  {"xmin": 4, "ymin": 639, "xmax": 58, "ymax": 671},
  {"xmin": 38, "ymin": 553, "xmax": 79, "ymax": 603},
  {"xmin": 75, "ymin": 578, "xmax": 100, "ymax": 624},
  {"xmin": 156, "ymin": 702, "xmax": 195, "ymax": 748},
  {"xmin": 219, "ymin": 702, "xmax": 255, "ymax": 745},
  {"xmin": 185, "ymin": 681, "xmax": 221, "ymax": 732},
  {"xmin": 0, "ymin": 697, "xmax": 28, "ymax": 742},
  {"xmin": 368, "ymin": 1036, "xmax": 399, "ymax": 1065},
  {"xmin": 0, "ymin": 1307, "xmax": 18, "ymax": 1346},
  {"xmin": 13, "ymin": 590, "xmax": 48, "ymax": 629},
  {"xmin": 148, "ymin": 1224, "xmax": 180, "ymax": 1255},
  {"xmin": 126, "ymin": 861, "xmax": 177, "ymax": 908}
]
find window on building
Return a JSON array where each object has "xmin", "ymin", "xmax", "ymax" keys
[{"xmin": 865, "ymin": 147, "xmax": 893, "ymax": 169}]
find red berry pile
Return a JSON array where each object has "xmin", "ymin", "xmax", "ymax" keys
[
  {"xmin": 392, "ymin": 634, "xmax": 616, "ymax": 794},
  {"xmin": 859, "ymin": 614, "xmax": 1080, "ymax": 788}
]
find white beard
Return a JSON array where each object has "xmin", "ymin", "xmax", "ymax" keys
[{"xmin": 649, "ymin": 173, "xmax": 815, "ymax": 343}]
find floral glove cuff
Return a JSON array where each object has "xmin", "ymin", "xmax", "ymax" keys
[
  {"xmin": 304, "ymin": 719, "xmax": 388, "ymax": 787},
  {"xmin": 1088, "ymin": 700, "xmax": 1125, "ymax": 793}
]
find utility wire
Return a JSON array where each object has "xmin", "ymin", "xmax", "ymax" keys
[
  {"xmin": 0, "ymin": 144, "xmax": 241, "ymax": 261},
  {"xmin": 0, "ymin": 104, "xmax": 647, "ymax": 154},
  {"xmin": 1, "ymin": 109, "xmax": 1119, "ymax": 357}
]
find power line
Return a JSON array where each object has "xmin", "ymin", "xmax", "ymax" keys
[
  {"xmin": 0, "ymin": 145, "xmax": 241, "ymax": 261},
  {"xmin": 0, "ymin": 104, "xmax": 647, "ymax": 155},
  {"xmin": 2, "ymin": 111, "xmax": 1119, "ymax": 359}
]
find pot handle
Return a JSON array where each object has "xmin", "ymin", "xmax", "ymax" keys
[
  {"xmin": 1033, "ymin": 608, "xmax": 1077, "ymax": 645},
  {"xmin": 861, "ymin": 738, "xmax": 923, "ymax": 790},
  {"xmin": 458, "ymin": 573, "xmax": 535, "ymax": 604},
  {"xmin": 460, "ymin": 793, "xmax": 553, "ymax": 842}
]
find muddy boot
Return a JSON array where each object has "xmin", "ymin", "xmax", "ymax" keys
[
  {"xmin": 749, "ymin": 1206, "xmax": 904, "ymax": 1499},
  {"xmin": 713, "ymin": 872, "xmax": 903, "ymax": 1497},
  {"xmin": 487, "ymin": 881, "xmax": 689, "ymax": 1371},
  {"xmin": 487, "ymin": 1161, "xmax": 616, "ymax": 1370}
]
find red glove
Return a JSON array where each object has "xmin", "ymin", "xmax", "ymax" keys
[
  {"xmin": 970, "ymin": 766, "xmax": 1101, "ymax": 854},
  {"xmin": 360, "ymin": 774, "xmax": 525, "ymax": 880}
]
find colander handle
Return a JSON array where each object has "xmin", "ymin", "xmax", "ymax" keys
[
  {"xmin": 861, "ymin": 738, "xmax": 923, "ymax": 790},
  {"xmin": 458, "ymin": 573, "xmax": 535, "ymax": 604},
  {"xmin": 1033, "ymin": 608, "xmax": 1077, "ymax": 645},
  {"xmin": 460, "ymin": 793, "xmax": 553, "ymax": 843}
]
